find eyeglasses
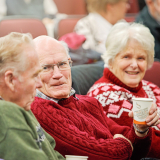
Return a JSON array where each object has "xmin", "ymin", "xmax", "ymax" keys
[{"xmin": 41, "ymin": 59, "xmax": 73, "ymax": 72}]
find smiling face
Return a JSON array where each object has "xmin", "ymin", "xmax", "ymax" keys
[
  {"xmin": 109, "ymin": 39, "xmax": 148, "ymax": 88},
  {"xmin": 36, "ymin": 38, "xmax": 72, "ymax": 99}
]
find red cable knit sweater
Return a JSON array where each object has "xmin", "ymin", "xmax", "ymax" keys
[
  {"xmin": 87, "ymin": 67, "xmax": 160, "ymax": 158},
  {"xmin": 31, "ymin": 95, "xmax": 152, "ymax": 160}
]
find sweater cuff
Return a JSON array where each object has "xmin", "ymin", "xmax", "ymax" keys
[
  {"xmin": 115, "ymin": 137, "xmax": 133, "ymax": 158},
  {"xmin": 130, "ymin": 123, "xmax": 152, "ymax": 141},
  {"xmin": 129, "ymin": 124, "xmax": 152, "ymax": 159}
]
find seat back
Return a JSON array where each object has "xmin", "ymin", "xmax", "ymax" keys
[
  {"xmin": 53, "ymin": 0, "xmax": 87, "ymax": 15},
  {"xmin": 143, "ymin": 61, "xmax": 160, "ymax": 87},
  {"xmin": 0, "ymin": 16, "xmax": 47, "ymax": 38},
  {"xmin": 54, "ymin": 15, "xmax": 85, "ymax": 39},
  {"xmin": 127, "ymin": 0, "xmax": 139, "ymax": 13},
  {"xmin": 71, "ymin": 62, "xmax": 104, "ymax": 95},
  {"xmin": 125, "ymin": 13, "xmax": 137, "ymax": 22}
]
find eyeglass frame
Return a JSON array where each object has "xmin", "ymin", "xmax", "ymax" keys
[{"xmin": 41, "ymin": 59, "xmax": 73, "ymax": 72}]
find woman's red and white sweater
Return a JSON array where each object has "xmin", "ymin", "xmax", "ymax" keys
[
  {"xmin": 87, "ymin": 67, "xmax": 160, "ymax": 158},
  {"xmin": 31, "ymin": 95, "xmax": 153, "ymax": 160}
]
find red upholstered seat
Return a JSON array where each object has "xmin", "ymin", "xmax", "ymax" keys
[
  {"xmin": 0, "ymin": 16, "xmax": 47, "ymax": 38},
  {"xmin": 54, "ymin": 15, "xmax": 85, "ymax": 39},
  {"xmin": 143, "ymin": 61, "xmax": 160, "ymax": 88}
]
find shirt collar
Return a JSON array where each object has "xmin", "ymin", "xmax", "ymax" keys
[{"xmin": 36, "ymin": 88, "xmax": 76, "ymax": 103}]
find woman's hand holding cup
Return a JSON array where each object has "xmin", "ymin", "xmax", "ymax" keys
[{"xmin": 128, "ymin": 98, "xmax": 160, "ymax": 137}]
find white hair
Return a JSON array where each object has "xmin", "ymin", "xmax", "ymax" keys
[
  {"xmin": 0, "ymin": 32, "xmax": 34, "ymax": 76},
  {"xmin": 102, "ymin": 22, "xmax": 155, "ymax": 69},
  {"xmin": 59, "ymin": 41, "xmax": 70, "ymax": 58}
]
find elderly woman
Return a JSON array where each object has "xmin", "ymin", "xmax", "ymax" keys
[
  {"xmin": 87, "ymin": 22, "xmax": 160, "ymax": 158},
  {"xmin": 74, "ymin": 0, "xmax": 130, "ymax": 54}
]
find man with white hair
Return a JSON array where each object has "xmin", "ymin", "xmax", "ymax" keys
[
  {"xmin": 31, "ymin": 35, "xmax": 159, "ymax": 160},
  {"xmin": 0, "ymin": 32, "xmax": 65, "ymax": 160},
  {"xmin": 136, "ymin": 0, "xmax": 160, "ymax": 60}
]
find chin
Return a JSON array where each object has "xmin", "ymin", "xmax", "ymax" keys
[
  {"xmin": 53, "ymin": 92, "xmax": 70, "ymax": 99},
  {"xmin": 126, "ymin": 82, "xmax": 139, "ymax": 88}
]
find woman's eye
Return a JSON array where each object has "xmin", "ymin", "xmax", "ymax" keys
[{"xmin": 138, "ymin": 57, "xmax": 145, "ymax": 60}]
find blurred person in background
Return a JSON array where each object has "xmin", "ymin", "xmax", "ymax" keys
[
  {"xmin": 87, "ymin": 22, "xmax": 160, "ymax": 159},
  {"xmin": 74, "ymin": 0, "xmax": 130, "ymax": 54},
  {"xmin": 0, "ymin": 0, "xmax": 58, "ymax": 24},
  {"xmin": 0, "ymin": 32, "xmax": 65, "ymax": 160},
  {"xmin": 136, "ymin": 0, "xmax": 160, "ymax": 61}
]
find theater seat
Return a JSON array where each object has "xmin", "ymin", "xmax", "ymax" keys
[
  {"xmin": 0, "ymin": 16, "xmax": 47, "ymax": 38},
  {"xmin": 71, "ymin": 62, "xmax": 104, "ymax": 95},
  {"xmin": 143, "ymin": 61, "xmax": 160, "ymax": 88},
  {"xmin": 54, "ymin": 15, "xmax": 86, "ymax": 39}
]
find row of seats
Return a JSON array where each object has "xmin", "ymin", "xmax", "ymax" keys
[{"xmin": 0, "ymin": 13, "xmax": 137, "ymax": 40}]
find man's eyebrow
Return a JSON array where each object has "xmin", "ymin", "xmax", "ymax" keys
[{"xmin": 34, "ymin": 68, "xmax": 43, "ymax": 76}]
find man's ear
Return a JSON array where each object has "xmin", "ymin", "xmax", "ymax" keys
[{"xmin": 4, "ymin": 70, "xmax": 17, "ymax": 91}]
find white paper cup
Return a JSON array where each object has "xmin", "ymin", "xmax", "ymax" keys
[
  {"xmin": 132, "ymin": 98, "xmax": 153, "ymax": 124},
  {"xmin": 65, "ymin": 155, "xmax": 88, "ymax": 160}
]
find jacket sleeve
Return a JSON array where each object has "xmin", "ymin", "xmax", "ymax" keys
[
  {"xmin": 74, "ymin": 17, "xmax": 98, "ymax": 51},
  {"xmin": 44, "ymin": 130, "xmax": 65, "ymax": 160},
  {"xmin": 0, "ymin": 129, "xmax": 49, "ymax": 160}
]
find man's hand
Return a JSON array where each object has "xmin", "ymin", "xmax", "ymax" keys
[{"xmin": 113, "ymin": 134, "xmax": 133, "ymax": 151}]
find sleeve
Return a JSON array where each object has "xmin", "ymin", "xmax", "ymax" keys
[
  {"xmin": 143, "ymin": 81, "xmax": 160, "ymax": 130},
  {"xmin": 0, "ymin": 0, "xmax": 7, "ymax": 20},
  {"xmin": 33, "ymin": 107, "xmax": 133, "ymax": 159},
  {"xmin": 0, "ymin": 129, "xmax": 49, "ymax": 160},
  {"xmin": 74, "ymin": 17, "xmax": 97, "ymax": 51},
  {"xmin": 93, "ymin": 99, "xmax": 153, "ymax": 160},
  {"xmin": 44, "ymin": 130, "xmax": 65, "ymax": 160}
]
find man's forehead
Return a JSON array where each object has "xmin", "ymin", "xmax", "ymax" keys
[{"xmin": 41, "ymin": 40, "xmax": 66, "ymax": 54}]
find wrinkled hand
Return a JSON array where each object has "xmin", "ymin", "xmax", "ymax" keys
[
  {"xmin": 113, "ymin": 134, "xmax": 133, "ymax": 151},
  {"xmin": 129, "ymin": 103, "xmax": 160, "ymax": 136}
]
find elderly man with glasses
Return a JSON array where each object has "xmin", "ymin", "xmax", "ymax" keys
[{"xmin": 31, "ymin": 36, "xmax": 160, "ymax": 160}]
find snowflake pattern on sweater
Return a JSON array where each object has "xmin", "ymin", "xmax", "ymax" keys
[{"xmin": 87, "ymin": 68, "xmax": 160, "ymax": 130}]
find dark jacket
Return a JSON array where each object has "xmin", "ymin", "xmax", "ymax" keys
[{"xmin": 135, "ymin": 6, "xmax": 160, "ymax": 60}]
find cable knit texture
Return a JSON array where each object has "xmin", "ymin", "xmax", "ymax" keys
[
  {"xmin": 31, "ymin": 95, "xmax": 152, "ymax": 160},
  {"xmin": 87, "ymin": 67, "xmax": 160, "ymax": 158}
]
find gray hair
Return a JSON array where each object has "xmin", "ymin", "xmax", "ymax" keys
[
  {"xmin": 86, "ymin": 0, "xmax": 122, "ymax": 12},
  {"xmin": 59, "ymin": 40, "xmax": 70, "ymax": 58},
  {"xmin": 102, "ymin": 22, "xmax": 155, "ymax": 69},
  {"xmin": 0, "ymin": 32, "xmax": 34, "ymax": 76}
]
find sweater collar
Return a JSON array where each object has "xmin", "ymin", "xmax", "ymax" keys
[
  {"xmin": 103, "ymin": 67, "xmax": 142, "ymax": 93},
  {"xmin": 36, "ymin": 88, "xmax": 76, "ymax": 103}
]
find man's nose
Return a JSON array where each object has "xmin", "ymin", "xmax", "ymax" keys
[{"xmin": 52, "ymin": 65, "xmax": 63, "ymax": 79}]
